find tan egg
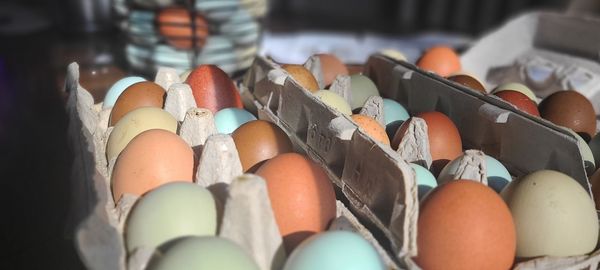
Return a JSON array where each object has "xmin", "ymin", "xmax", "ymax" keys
[
  {"xmin": 110, "ymin": 81, "xmax": 166, "ymax": 126},
  {"xmin": 232, "ymin": 120, "xmax": 294, "ymax": 172},
  {"xmin": 106, "ymin": 107, "xmax": 178, "ymax": 161},
  {"xmin": 351, "ymin": 114, "xmax": 390, "ymax": 146},
  {"xmin": 282, "ymin": 64, "xmax": 319, "ymax": 92},
  {"xmin": 111, "ymin": 129, "xmax": 194, "ymax": 202}
]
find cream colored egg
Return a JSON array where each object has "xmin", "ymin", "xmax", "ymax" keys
[
  {"xmin": 492, "ymin": 83, "xmax": 538, "ymax": 104},
  {"xmin": 106, "ymin": 107, "xmax": 178, "ymax": 161},
  {"xmin": 313, "ymin": 90, "xmax": 352, "ymax": 115}
]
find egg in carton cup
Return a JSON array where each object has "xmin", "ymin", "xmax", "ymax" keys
[{"xmin": 64, "ymin": 63, "xmax": 398, "ymax": 269}]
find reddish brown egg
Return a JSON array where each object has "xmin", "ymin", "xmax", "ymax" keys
[
  {"xmin": 232, "ymin": 120, "xmax": 294, "ymax": 172},
  {"xmin": 351, "ymin": 114, "xmax": 390, "ymax": 146},
  {"xmin": 539, "ymin": 90, "xmax": 597, "ymax": 140},
  {"xmin": 447, "ymin": 73, "xmax": 486, "ymax": 93},
  {"xmin": 417, "ymin": 46, "xmax": 461, "ymax": 77},
  {"xmin": 416, "ymin": 180, "xmax": 516, "ymax": 270},
  {"xmin": 282, "ymin": 64, "xmax": 319, "ymax": 92},
  {"xmin": 314, "ymin": 54, "xmax": 349, "ymax": 87},
  {"xmin": 590, "ymin": 169, "xmax": 600, "ymax": 210},
  {"xmin": 494, "ymin": 90, "xmax": 540, "ymax": 116},
  {"xmin": 157, "ymin": 7, "xmax": 209, "ymax": 49},
  {"xmin": 109, "ymin": 81, "xmax": 166, "ymax": 126},
  {"xmin": 111, "ymin": 129, "xmax": 194, "ymax": 202},
  {"xmin": 416, "ymin": 112, "xmax": 462, "ymax": 175},
  {"xmin": 186, "ymin": 65, "xmax": 243, "ymax": 113},
  {"xmin": 255, "ymin": 153, "xmax": 336, "ymax": 253}
]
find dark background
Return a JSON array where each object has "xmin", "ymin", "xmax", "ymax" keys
[{"xmin": 0, "ymin": 0, "xmax": 567, "ymax": 269}]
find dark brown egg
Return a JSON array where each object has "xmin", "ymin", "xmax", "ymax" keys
[
  {"xmin": 109, "ymin": 81, "xmax": 166, "ymax": 126},
  {"xmin": 494, "ymin": 90, "xmax": 540, "ymax": 117},
  {"xmin": 539, "ymin": 90, "xmax": 596, "ymax": 140},
  {"xmin": 314, "ymin": 54, "xmax": 349, "ymax": 87},
  {"xmin": 232, "ymin": 120, "xmax": 294, "ymax": 172},
  {"xmin": 186, "ymin": 65, "xmax": 243, "ymax": 113},
  {"xmin": 447, "ymin": 73, "xmax": 486, "ymax": 93},
  {"xmin": 157, "ymin": 7, "xmax": 209, "ymax": 49},
  {"xmin": 282, "ymin": 64, "xmax": 319, "ymax": 92}
]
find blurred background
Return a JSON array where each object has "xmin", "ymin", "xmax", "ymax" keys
[{"xmin": 0, "ymin": 0, "xmax": 573, "ymax": 269}]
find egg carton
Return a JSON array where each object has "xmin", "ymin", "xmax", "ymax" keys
[
  {"xmin": 461, "ymin": 11, "xmax": 600, "ymax": 121},
  {"xmin": 241, "ymin": 53, "xmax": 600, "ymax": 269},
  {"xmin": 63, "ymin": 63, "xmax": 398, "ymax": 270}
]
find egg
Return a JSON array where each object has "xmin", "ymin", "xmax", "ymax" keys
[
  {"xmin": 313, "ymin": 90, "xmax": 352, "ymax": 115},
  {"xmin": 349, "ymin": 74, "xmax": 380, "ymax": 110},
  {"xmin": 410, "ymin": 112, "xmax": 462, "ymax": 175},
  {"xmin": 102, "ymin": 76, "xmax": 146, "ymax": 109},
  {"xmin": 411, "ymin": 163, "xmax": 437, "ymax": 200},
  {"xmin": 416, "ymin": 46, "xmax": 461, "ymax": 77},
  {"xmin": 256, "ymin": 153, "xmax": 336, "ymax": 252},
  {"xmin": 232, "ymin": 120, "xmax": 294, "ymax": 172},
  {"xmin": 589, "ymin": 169, "xmax": 600, "ymax": 209},
  {"xmin": 447, "ymin": 73, "xmax": 485, "ymax": 93},
  {"xmin": 438, "ymin": 154, "xmax": 511, "ymax": 193},
  {"xmin": 282, "ymin": 64, "xmax": 319, "ymax": 92},
  {"xmin": 382, "ymin": 98, "xmax": 409, "ymax": 125},
  {"xmin": 111, "ymin": 129, "xmax": 194, "ymax": 201},
  {"xmin": 314, "ymin": 54, "xmax": 348, "ymax": 87},
  {"xmin": 351, "ymin": 115, "xmax": 390, "ymax": 146},
  {"xmin": 148, "ymin": 236, "xmax": 259, "ymax": 270},
  {"xmin": 157, "ymin": 7, "xmax": 209, "ymax": 49},
  {"xmin": 109, "ymin": 81, "xmax": 166, "ymax": 126},
  {"xmin": 106, "ymin": 107, "xmax": 178, "ymax": 161},
  {"xmin": 214, "ymin": 108, "xmax": 257, "ymax": 134},
  {"xmin": 539, "ymin": 90, "xmax": 597, "ymax": 140},
  {"xmin": 378, "ymin": 48, "xmax": 407, "ymax": 62},
  {"xmin": 494, "ymin": 90, "xmax": 540, "ymax": 116},
  {"xmin": 125, "ymin": 182, "xmax": 216, "ymax": 253},
  {"xmin": 492, "ymin": 83, "xmax": 537, "ymax": 103},
  {"xmin": 416, "ymin": 180, "xmax": 516, "ymax": 270},
  {"xmin": 186, "ymin": 65, "xmax": 243, "ymax": 113},
  {"xmin": 501, "ymin": 170, "xmax": 598, "ymax": 257},
  {"xmin": 283, "ymin": 231, "xmax": 385, "ymax": 270}
]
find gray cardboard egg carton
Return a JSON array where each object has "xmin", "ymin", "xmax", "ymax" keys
[
  {"xmin": 242, "ymin": 52, "xmax": 600, "ymax": 269},
  {"xmin": 461, "ymin": 12, "xmax": 600, "ymax": 119},
  {"xmin": 64, "ymin": 63, "xmax": 397, "ymax": 270}
]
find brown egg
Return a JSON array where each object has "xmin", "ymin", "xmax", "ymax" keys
[
  {"xmin": 186, "ymin": 65, "xmax": 243, "ymax": 113},
  {"xmin": 417, "ymin": 46, "xmax": 461, "ymax": 77},
  {"xmin": 157, "ymin": 7, "xmax": 209, "ymax": 49},
  {"xmin": 494, "ymin": 90, "xmax": 540, "ymax": 116},
  {"xmin": 351, "ymin": 114, "xmax": 390, "ymax": 146},
  {"xmin": 232, "ymin": 120, "xmax": 294, "ymax": 172},
  {"xmin": 282, "ymin": 64, "xmax": 319, "ymax": 92},
  {"xmin": 255, "ymin": 153, "xmax": 336, "ymax": 253},
  {"xmin": 314, "ymin": 54, "xmax": 349, "ymax": 87},
  {"xmin": 539, "ymin": 90, "xmax": 597, "ymax": 140},
  {"xmin": 110, "ymin": 81, "xmax": 166, "ymax": 126},
  {"xmin": 589, "ymin": 169, "xmax": 600, "ymax": 210},
  {"xmin": 416, "ymin": 180, "xmax": 516, "ymax": 270},
  {"xmin": 447, "ymin": 73, "xmax": 486, "ymax": 93},
  {"xmin": 416, "ymin": 112, "xmax": 462, "ymax": 175},
  {"xmin": 111, "ymin": 129, "xmax": 194, "ymax": 202}
]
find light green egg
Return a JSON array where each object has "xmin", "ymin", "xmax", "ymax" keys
[
  {"xmin": 349, "ymin": 74, "xmax": 380, "ymax": 110},
  {"xmin": 149, "ymin": 236, "xmax": 260, "ymax": 270},
  {"xmin": 314, "ymin": 90, "xmax": 352, "ymax": 115},
  {"xmin": 283, "ymin": 231, "xmax": 384, "ymax": 270},
  {"xmin": 126, "ymin": 182, "xmax": 217, "ymax": 253}
]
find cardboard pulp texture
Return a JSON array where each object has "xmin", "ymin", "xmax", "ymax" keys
[
  {"xmin": 241, "ymin": 56, "xmax": 419, "ymax": 268},
  {"xmin": 64, "ymin": 62, "xmax": 396, "ymax": 270},
  {"xmin": 363, "ymin": 54, "xmax": 600, "ymax": 269},
  {"xmin": 461, "ymin": 12, "xmax": 600, "ymax": 117}
]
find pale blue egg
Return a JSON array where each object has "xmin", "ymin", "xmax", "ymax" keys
[
  {"xmin": 103, "ymin": 76, "xmax": 146, "ymax": 109},
  {"xmin": 215, "ymin": 108, "xmax": 257, "ymax": 134},
  {"xmin": 383, "ymin": 98, "xmax": 409, "ymax": 125},
  {"xmin": 410, "ymin": 163, "xmax": 437, "ymax": 200},
  {"xmin": 485, "ymin": 155, "xmax": 512, "ymax": 193},
  {"xmin": 283, "ymin": 231, "xmax": 385, "ymax": 270}
]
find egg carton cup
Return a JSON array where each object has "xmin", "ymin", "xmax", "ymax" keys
[
  {"xmin": 461, "ymin": 11, "xmax": 600, "ymax": 123},
  {"xmin": 241, "ymin": 53, "xmax": 600, "ymax": 269},
  {"xmin": 64, "ymin": 62, "xmax": 397, "ymax": 270}
]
